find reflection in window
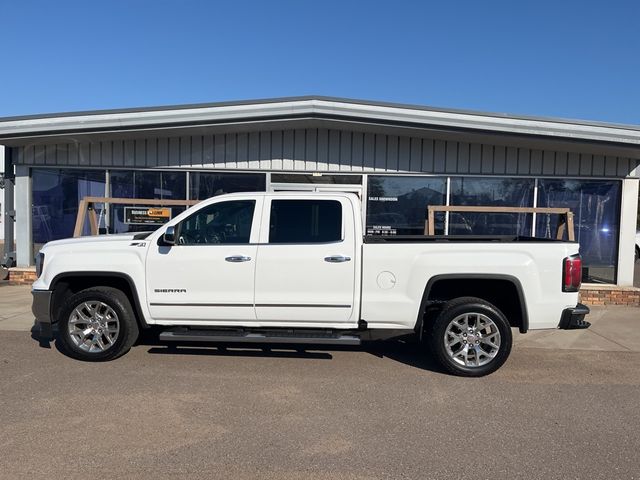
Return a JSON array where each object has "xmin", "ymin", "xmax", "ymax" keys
[
  {"xmin": 189, "ymin": 172, "xmax": 266, "ymax": 200},
  {"xmin": 366, "ymin": 176, "xmax": 446, "ymax": 235},
  {"xmin": 449, "ymin": 178, "xmax": 534, "ymax": 236},
  {"xmin": 537, "ymin": 180, "xmax": 621, "ymax": 284},
  {"xmin": 32, "ymin": 168, "xmax": 106, "ymax": 258},
  {"xmin": 177, "ymin": 200, "xmax": 255, "ymax": 245},
  {"xmin": 109, "ymin": 170, "xmax": 186, "ymax": 233}
]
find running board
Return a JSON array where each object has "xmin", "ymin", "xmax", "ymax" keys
[{"xmin": 159, "ymin": 328, "xmax": 361, "ymax": 346}]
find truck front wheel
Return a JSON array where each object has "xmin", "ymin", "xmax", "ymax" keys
[
  {"xmin": 427, "ymin": 296, "xmax": 512, "ymax": 377},
  {"xmin": 57, "ymin": 287, "xmax": 139, "ymax": 361}
]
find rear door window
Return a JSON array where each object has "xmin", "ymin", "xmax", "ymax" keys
[{"xmin": 269, "ymin": 200, "xmax": 342, "ymax": 243}]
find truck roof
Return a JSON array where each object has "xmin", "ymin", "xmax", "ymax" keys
[{"xmin": 209, "ymin": 191, "xmax": 360, "ymax": 199}]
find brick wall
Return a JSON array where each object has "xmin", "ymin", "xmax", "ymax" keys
[
  {"xmin": 580, "ymin": 285, "xmax": 640, "ymax": 307},
  {"xmin": 8, "ymin": 268, "xmax": 37, "ymax": 285}
]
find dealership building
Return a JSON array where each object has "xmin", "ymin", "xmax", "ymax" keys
[{"xmin": 0, "ymin": 97, "xmax": 638, "ymax": 300}]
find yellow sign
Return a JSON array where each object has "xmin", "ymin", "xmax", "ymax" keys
[{"xmin": 147, "ymin": 208, "xmax": 171, "ymax": 218}]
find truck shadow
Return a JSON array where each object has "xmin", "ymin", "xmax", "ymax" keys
[
  {"xmin": 31, "ymin": 325, "xmax": 444, "ymax": 374},
  {"xmin": 140, "ymin": 330, "xmax": 444, "ymax": 373},
  {"xmin": 367, "ymin": 340, "xmax": 443, "ymax": 372}
]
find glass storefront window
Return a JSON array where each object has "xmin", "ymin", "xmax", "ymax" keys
[
  {"xmin": 110, "ymin": 170, "xmax": 186, "ymax": 200},
  {"xmin": 271, "ymin": 173, "xmax": 362, "ymax": 185},
  {"xmin": 109, "ymin": 170, "xmax": 187, "ymax": 233},
  {"xmin": 32, "ymin": 168, "xmax": 106, "ymax": 256},
  {"xmin": 366, "ymin": 176, "xmax": 446, "ymax": 235},
  {"xmin": 28, "ymin": 167, "xmax": 623, "ymax": 285},
  {"xmin": 537, "ymin": 179, "xmax": 621, "ymax": 284},
  {"xmin": 189, "ymin": 172, "xmax": 266, "ymax": 200},
  {"xmin": 449, "ymin": 177, "xmax": 535, "ymax": 236}
]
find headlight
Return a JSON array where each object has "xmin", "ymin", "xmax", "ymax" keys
[{"xmin": 35, "ymin": 252, "xmax": 45, "ymax": 278}]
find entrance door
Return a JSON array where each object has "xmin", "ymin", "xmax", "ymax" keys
[
  {"xmin": 254, "ymin": 195, "xmax": 358, "ymax": 326},
  {"xmin": 146, "ymin": 197, "xmax": 262, "ymax": 323}
]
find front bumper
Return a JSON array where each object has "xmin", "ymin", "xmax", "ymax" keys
[
  {"xmin": 32, "ymin": 290, "xmax": 54, "ymax": 341},
  {"xmin": 558, "ymin": 303, "xmax": 591, "ymax": 330},
  {"xmin": 32, "ymin": 290, "xmax": 53, "ymax": 324}
]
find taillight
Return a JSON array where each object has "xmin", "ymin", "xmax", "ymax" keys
[{"xmin": 562, "ymin": 254, "xmax": 582, "ymax": 292}]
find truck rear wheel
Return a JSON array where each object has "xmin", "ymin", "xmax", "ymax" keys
[
  {"xmin": 57, "ymin": 287, "xmax": 139, "ymax": 361},
  {"xmin": 427, "ymin": 296, "xmax": 512, "ymax": 377}
]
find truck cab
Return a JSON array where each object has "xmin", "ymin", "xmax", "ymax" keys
[{"xmin": 147, "ymin": 193, "xmax": 361, "ymax": 328}]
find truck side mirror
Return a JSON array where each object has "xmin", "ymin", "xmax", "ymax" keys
[{"xmin": 163, "ymin": 226, "xmax": 176, "ymax": 245}]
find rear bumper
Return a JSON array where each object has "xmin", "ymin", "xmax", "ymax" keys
[{"xmin": 558, "ymin": 303, "xmax": 591, "ymax": 330}]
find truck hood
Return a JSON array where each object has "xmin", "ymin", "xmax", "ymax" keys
[{"xmin": 42, "ymin": 232, "xmax": 153, "ymax": 249}]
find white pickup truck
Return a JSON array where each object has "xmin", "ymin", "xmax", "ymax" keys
[{"xmin": 32, "ymin": 192, "xmax": 590, "ymax": 376}]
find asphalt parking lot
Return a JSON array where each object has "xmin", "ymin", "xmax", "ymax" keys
[{"xmin": 1, "ymin": 299, "xmax": 640, "ymax": 479}]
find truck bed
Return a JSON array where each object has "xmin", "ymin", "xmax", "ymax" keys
[
  {"xmin": 364, "ymin": 235, "xmax": 575, "ymax": 243},
  {"xmin": 360, "ymin": 239, "xmax": 580, "ymax": 330}
]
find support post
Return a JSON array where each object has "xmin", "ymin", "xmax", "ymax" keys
[
  {"xmin": 2, "ymin": 146, "xmax": 15, "ymax": 263},
  {"xmin": 73, "ymin": 199, "xmax": 88, "ymax": 237},
  {"xmin": 15, "ymin": 165, "xmax": 33, "ymax": 267},
  {"xmin": 88, "ymin": 205, "xmax": 99, "ymax": 235},
  {"xmin": 426, "ymin": 209, "xmax": 435, "ymax": 235},
  {"xmin": 616, "ymin": 178, "xmax": 639, "ymax": 286},
  {"xmin": 566, "ymin": 212, "xmax": 575, "ymax": 242},
  {"xmin": 555, "ymin": 216, "xmax": 566, "ymax": 240}
]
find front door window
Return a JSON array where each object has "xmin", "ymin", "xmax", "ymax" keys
[{"xmin": 176, "ymin": 200, "xmax": 255, "ymax": 245}]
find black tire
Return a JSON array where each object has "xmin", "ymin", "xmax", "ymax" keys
[
  {"xmin": 427, "ymin": 296, "xmax": 512, "ymax": 377},
  {"xmin": 635, "ymin": 246, "xmax": 639, "ymax": 263},
  {"xmin": 57, "ymin": 287, "xmax": 139, "ymax": 361}
]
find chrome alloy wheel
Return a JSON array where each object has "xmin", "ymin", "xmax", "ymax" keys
[
  {"xmin": 67, "ymin": 301, "xmax": 120, "ymax": 353},
  {"xmin": 444, "ymin": 312, "xmax": 501, "ymax": 368}
]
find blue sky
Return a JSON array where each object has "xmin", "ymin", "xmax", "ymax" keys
[{"xmin": 1, "ymin": 0, "xmax": 639, "ymax": 124}]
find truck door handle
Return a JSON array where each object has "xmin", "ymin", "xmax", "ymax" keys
[
  {"xmin": 225, "ymin": 255, "xmax": 252, "ymax": 263},
  {"xmin": 324, "ymin": 255, "xmax": 351, "ymax": 263}
]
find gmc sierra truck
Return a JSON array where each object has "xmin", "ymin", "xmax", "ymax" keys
[{"xmin": 32, "ymin": 192, "xmax": 590, "ymax": 376}]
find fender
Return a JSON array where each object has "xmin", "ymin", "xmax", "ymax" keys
[
  {"xmin": 416, "ymin": 273, "xmax": 529, "ymax": 334},
  {"xmin": 50, "ymin": 271, "xmax": 149, "ymax": 328}
]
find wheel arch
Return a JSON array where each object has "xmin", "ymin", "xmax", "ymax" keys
[
  {"xmin": 50, "ymin": 271, "xmax": 149, "ymax": 329},
  {"xmin": 417, "ymin": 274, "xmax": 529, "ymax": 334}
]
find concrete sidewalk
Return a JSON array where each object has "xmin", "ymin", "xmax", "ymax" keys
[
  {"xmin": 514, "ymin": 306, "xmax": 640, "ymax": 352},
  {"xmin": 0, "ymin": 285, "xmax": 36, "ymax": 331},
  {"xmin": 1, "ymin": 284, "xmax": 638, "ymax": 351}
]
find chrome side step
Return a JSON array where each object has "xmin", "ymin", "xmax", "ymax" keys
[{"xmin": 159, "ymin": 328, "xmax": 361, "ymax": 346}]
